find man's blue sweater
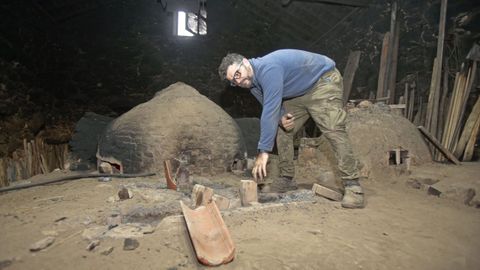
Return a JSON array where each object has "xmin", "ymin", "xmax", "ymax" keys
[{"xmin": 249, "ymin": 49, "xmax": 336, "ymax": 152}]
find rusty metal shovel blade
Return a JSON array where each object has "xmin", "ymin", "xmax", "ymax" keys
[{"xmin": 180, "ymin": 200, "xmax": 235, "ymax": 266}]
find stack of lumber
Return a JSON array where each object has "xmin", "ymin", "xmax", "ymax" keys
[
  {"xmin": 439, "ymin": 62, "xmax": 477, "ymax": 158},
  {"xmin": 453, "ymin": 96, "xmax": 480, "ymax": 161},
  {"xmin": 0, "ymin": 138, "xmax": 69, "ymax": 187}
]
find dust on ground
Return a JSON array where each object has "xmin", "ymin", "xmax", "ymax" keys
[{"xmin": 0, "ymin": 160, "xmax": 479, "ymax": 270}]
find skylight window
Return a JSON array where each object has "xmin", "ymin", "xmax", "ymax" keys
[{"xmin": 175, "ymin": 1, "xmax": 207, "ymax": 36}]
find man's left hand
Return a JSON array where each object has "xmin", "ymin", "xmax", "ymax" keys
[{"xmin": 252, "ymin": 152, "xmax": 269, "ymax": 182}]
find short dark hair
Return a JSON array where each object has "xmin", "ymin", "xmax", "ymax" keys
[{"xmin": 218, "ymin": 53, "xmax": 244, "ymax": 81}]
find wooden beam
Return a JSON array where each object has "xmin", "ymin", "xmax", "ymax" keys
[
  {"xmin": 463, "ymin": 115, "xmax": 480, "ymax": 161},
  {"xmin": 342, "ymin": 51, "xmax": 361, "ymax": 105},
  {"xmin": 376, "ymin": 32, "xmax": 390, "ymax": 99},
  {"xmin": 418, "ymin": 126, "xmax": 460, "ymax": 165},
  {"xmin": 387, "ymin": 11, "xmax": 400, "ymax": 104},
  {"xmin": 425, "ymin": 0, "xmax": 448, "ymax": 135},
  {"xmin": 293, "ymin": 0, "xmax": 370, "ymax": 7},
  {"xmin": 454, "ymin": 96, "xmax": 480, "ymax": 158}
]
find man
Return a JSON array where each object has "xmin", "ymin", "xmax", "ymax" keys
[{"xmin": 218, "ymin": 49, "xmax": 364, "ymax": 208}]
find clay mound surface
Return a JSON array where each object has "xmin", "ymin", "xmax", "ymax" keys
[
  {"xmin": 298, "ymin": 105, "xmax": 433, "ymax": 183},
  {"xmin": 97, "ymin": 82, "xmax": 246, "ymax": 174},
  {"xmin": 346, "ymin": 105, "xmax": 432, "ymax": 171}
]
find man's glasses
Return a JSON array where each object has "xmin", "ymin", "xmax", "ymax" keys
[{"xmin": 229, "ymin": 62, "xmax": 243, "ymax": 86}]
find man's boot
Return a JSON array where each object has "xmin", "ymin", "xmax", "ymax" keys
[
  {"xmin": 341, "ymin": 180, "xmax": 365, "ymax": 209},
  {"xmin": 270, "ymin": 176, "xmax": 298, "ymax": 193}
]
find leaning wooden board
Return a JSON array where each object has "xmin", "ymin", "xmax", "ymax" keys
[{"xmin": 180, "ymin": 201, "xmax": 235, "ymax": 266}]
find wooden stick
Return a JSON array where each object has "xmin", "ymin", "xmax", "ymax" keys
[{"xmin": 418, "ymin": 126, "xmax": 460, "ymax": 165}]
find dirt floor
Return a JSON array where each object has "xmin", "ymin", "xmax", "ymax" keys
[{"xmin": 0, "ymin": 161, "xmax": 479, "ymax": 270}]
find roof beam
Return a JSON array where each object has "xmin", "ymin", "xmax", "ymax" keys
[{"xmin": 283, "ymin": 0, "xmax": 370, "ymax": 7}]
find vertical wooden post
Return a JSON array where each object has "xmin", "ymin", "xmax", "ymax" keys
[
  {"xmin": 376, "ymin": 32, "xmax": 390, "ymax": 99},
  {"xmin": 342, "ymin": 51, "xmax": 361, "ymax": 105},
  {"xmin": 425, "ymin": 0, "xmax": 448, "ymax": 136}
]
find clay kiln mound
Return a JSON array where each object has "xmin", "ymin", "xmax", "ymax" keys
[
  {"xmin": 302, "ymin": 104, "xmax": 433, "ymax": 182},
  {"xmin": 97, "ymin": 82, "xmax": 246, "ymax": 175}
]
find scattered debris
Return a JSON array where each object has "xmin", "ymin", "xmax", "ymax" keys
[
  {"xmin": 29, "ymin": 236, "xmax": 55, "ymax": 252},
  {"xmin": 54, "ymin": 216, "xmax": 67, "ymax": 223},
  {"xmin": 0, "ymin": 259, "xmax": 13, "ymax": 269},
  {"xmin": 118, "ymin": 187, "xmax": 133, "ymax": 200},
  {"xmin": 428, "ymin": 182, "xmax": 476, "ymax": 205},
  {"xmin": 82, "ymin": 226, "xmax": 108, "ymax": 241},
  {"xmin": 240, "ymin": 180, "xmax": 257, "ymax": 207},
  {"xmin": 141, "ymin": 224, "xmax": 155, "ymax": 234},
  {"xmin": 180, "ymin": 201, "xmax": 235, "ymax": 266},
  {"xmin": 100, "ymin": 246, "xmax": 114, "ymax": 256},
  {"xmin": 107, "ymin": 212, "xmax": 122, "ymax": 228},
  {"xmin": 41, "ymin": 230, "xmax": 58, "ymax": 237},
  {"xmin": 107, "ymin": 223, "xmax": 155, "ymax": 238},
  {"xmin": 123, "ymin": 238, "xmax": 139, "ymax": 251},
  {"xmin": 86, "ymin": 240, "xmax": 100, "ymax": 251}
]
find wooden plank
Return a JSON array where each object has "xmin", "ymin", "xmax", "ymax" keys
[
  {"xmin": 425, "ymin": 57, "xmax": 439, "ymax": 134},
  {"xmin": 0, "ymin": 158, "xmax": 7, "ymax": 187},
  {"xmin": 425, "ymin": 0, "xmax": 448, "ymax": 136},
  {"xmin": 387, "ymin": 11, "xmax": 400, "ymax": 104},
  {"xmin": 437, "ymin": 57, "xmax": 450, "ymax": 146},
  {"xmin": 454, "ymin": 96, "xmax": 480, "ymax": 158},
  {"xmin": 376, "ymin": 32, "xmax": 390, "ymax": 99},
  {"xmin": 463, "ymin": 115, "xmax": 480, "ymax": 161},
  {"xmin": 389, "ymin": 104, "xmax": 406, "ymax": 109},
  {"xmin": 407, "ymin": 88, "xmax": 415, "ymax": 121},
  {"xmin": 312, "ymin": 183, "xmax": 342, "ymax": 201},
  {"xmin": 440, "ymin": 72, "xmax": 464, "ymax": 156},
  {"xmin": 342, "ymin": 50, "xmax": 361, "ymax": 105},
  {"xmin": 294, "ymin": 0, "xmax": 371, "ymax": 7},
  {"xmin": 418, "ymin": 126, "xmax": 460, "ymax": 165},
  {"xmin": 453, "ymin": 62, "xmax": 477, "ymax": 146},
  {"xmin": 403, "ymin": 83, "xmax": 409, "ymax": 117}
]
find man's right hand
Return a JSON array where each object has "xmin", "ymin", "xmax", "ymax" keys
[{"xmin": 280, "ymin": 113, "xmax": 295, "ymax": 131}]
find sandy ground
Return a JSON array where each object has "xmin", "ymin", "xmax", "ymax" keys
[{"xmin": 0, "ymin": 162, "xmax": 479, "ymax": 270}]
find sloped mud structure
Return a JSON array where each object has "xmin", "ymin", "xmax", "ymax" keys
[
  {"xmin": 96, "ymin": 82, "xmax": 246, "ymax": 175},
  {"xmin": 296, "ymin": 104, "xmax": 433, "ymax": 188}
]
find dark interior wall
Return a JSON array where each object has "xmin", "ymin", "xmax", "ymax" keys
[
  {"xmin": 0, "ymin": 0, "xmax": 478, "ymax": 158},
  {"xmin": 315, "ymin": 0, "xmax": 479, "ymax": 102}
]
